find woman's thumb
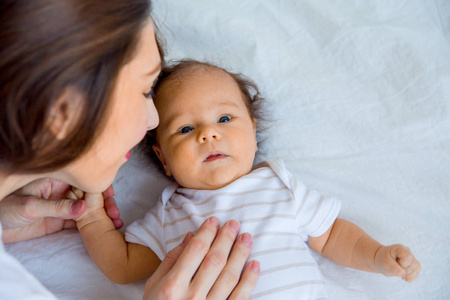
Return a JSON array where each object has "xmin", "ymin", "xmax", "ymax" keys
[
  {"xmin": 36, "ymin": 198, "xmax": 86, "ymax": 219},
  {"xmin": 69, "ymin": 200, "xmax": 86, "ymax": 217}
]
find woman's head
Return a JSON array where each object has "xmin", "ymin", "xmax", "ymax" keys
[
  {"xmin": 146, "ymin": 60, "xmax": 265, "ymax": 190},
  {"xmin": 0, "ymin": 0, "xmax": 163, "ymax": 192}
]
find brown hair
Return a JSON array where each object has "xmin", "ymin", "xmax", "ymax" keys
[
  {"xmin": 0, "ymin": 0, "xmax": 156, "ymax": 173},
  {"xmin": 139, "ymin": 59, "xmax": 267, "ymax": 172}
]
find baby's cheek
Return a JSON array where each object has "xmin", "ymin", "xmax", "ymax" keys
[{"xmin": 172, "ymin": 168, "xmax": 193, "ymax": 188}]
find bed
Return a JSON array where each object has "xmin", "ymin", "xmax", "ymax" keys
[{"xmin": 6, "ymin": 0, "xmax": 450, "ymax": 299}]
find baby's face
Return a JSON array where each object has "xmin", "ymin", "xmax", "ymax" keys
[{"xmin": 153, "ymin": 68, "xmax": 258, "ymax": 190}]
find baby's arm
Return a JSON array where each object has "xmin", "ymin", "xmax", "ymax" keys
[
  {"xmin": 67, "ymin": 188, "xmax": 161, "ymax": 284},
  {"xmin": 308, "ymin": 218, "xmax": 421, "ymax": 282}
]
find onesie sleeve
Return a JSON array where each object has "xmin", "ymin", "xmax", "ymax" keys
[
  {"xmin": 292, "ymin": 179, "xmax": 341, "ymax": 238},
  {"xmin": 268, "ymin": 159, "xmax": 341, "ymax": 238},
  {"xmin": 125, "ymin": 198, "xmax": 166, "ymax": 261}
]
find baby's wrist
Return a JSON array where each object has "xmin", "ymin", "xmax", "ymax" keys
[
  {"xmin": 76, "ymin": 208, "xmax": 109, "ymax": 229},
  {"xmin": 370, "ymin": 245, "xmax": 386, "ymax": 273}
]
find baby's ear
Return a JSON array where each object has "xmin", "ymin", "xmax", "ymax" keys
[
  {"xmin": 252, "ymin": 117, "xmax": 258, "ymax": 152},
  {"xmin": 152, "ymin": 144, "xmax": 172, "ymax": 176}
]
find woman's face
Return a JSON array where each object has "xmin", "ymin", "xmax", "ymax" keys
[{"xmin": 58, "ymin": 21, "xmax": 161, "ymax": 192}]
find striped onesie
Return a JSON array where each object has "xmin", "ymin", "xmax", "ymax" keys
[{"xmin": 125, "ymin": 159, "xmax": 341, "ymax": 299}]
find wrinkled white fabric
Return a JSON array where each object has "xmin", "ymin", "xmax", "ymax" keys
[
  {"xmin": 0, "ymin": 223, "xmax": 56, "ymax": 300},
  {"xmin": 5, "ymin": 1, "xmax": 449, "ymax": 299}
]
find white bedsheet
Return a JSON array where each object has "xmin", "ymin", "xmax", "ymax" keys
[{"xmin": 6, "ymin": 1, "xmax": 450, "ymax": 299}]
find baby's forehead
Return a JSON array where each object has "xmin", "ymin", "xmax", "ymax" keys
[
  {"xmin": 178, "ymin": 64, "xmax": 235, "ymax": 85},
  {"xmin": 158, "ymin": 64, "xmax": 241, "ymax": 98}
]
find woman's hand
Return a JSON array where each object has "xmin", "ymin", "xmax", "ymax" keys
[
  {"xmin": 0, "ymin": 178, "xmax": 123, "ymax": 243},
  {"xmin": 144, "ymin": 217, "xmax": 260, "ymax": 300}
]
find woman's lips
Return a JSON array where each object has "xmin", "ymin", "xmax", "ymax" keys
[
  {"xmin": 203, "ymin": 152, "xmax": 228, "ymax": 162},
  {"xmin": 125, "ymin": 151, "xmax": 131, "ymax": 160}
]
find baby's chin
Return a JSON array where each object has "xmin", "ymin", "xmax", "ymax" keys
[{"xmin": 177, "ymin": 170, "xmax": 248, "ymax": 191}]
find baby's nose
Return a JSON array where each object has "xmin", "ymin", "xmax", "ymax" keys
[{"xmin": 197, "ymin": 125, "xmax": 221, "ymax": 143}]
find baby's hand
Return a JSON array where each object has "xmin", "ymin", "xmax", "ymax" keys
[
  {"xmin": 374, "ymin": 244, "xmax": 421, "ymax": 282},
  {"xmin": 66, "ymin": 188, "xmax": 105, "ymax": 222}
]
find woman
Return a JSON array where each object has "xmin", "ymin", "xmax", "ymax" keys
[{"xmin": 0, "ymin": 0, "xmax": 259, "ymax": 298}]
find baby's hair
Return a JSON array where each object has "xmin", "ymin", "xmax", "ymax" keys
[{"xmin": 139, "ymin": 59, "xmax": 267, "ymax": 174}]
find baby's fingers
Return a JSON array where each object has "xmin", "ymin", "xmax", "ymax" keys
[
  {"xmin": 392, "ymin": 245, "xmax": 421, "ymax": 282},
  {"xmin": 395, "ymin": 246, "xmax": 413, "ymax": 268},
  {"xmin": 397, "ymin": 249, "xmax": 421, "ymax": 282},
  {"xmin": 404, "ymin": 258, "xmax": 421, "ymax": 282},
  {"xmin": 66, "ymin": 190, "xmax": 78, "ymax": 200},
  {"xmin": 384, "ymin": 253, "xmax": 407, "ymax": 278}
]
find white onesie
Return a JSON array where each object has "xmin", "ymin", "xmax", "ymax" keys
[{"xmin": 126, "ymin": 159, "xmax": 341, "ymax": 299}]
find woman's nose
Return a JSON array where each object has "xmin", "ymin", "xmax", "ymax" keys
[
  {"xmin": 197, "ymin": 125, "xmax": 221, "ymax": 143},
  {"xmin": 147, "ymin": 99, "xmax": 159, "ymax": 130}
]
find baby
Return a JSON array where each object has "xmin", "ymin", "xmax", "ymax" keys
[{"xmin": 69, "ymin": 60, "xmax": 421, "ymax": 299}]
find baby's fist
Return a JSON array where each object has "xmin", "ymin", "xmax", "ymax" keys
[
  {"xmin": 374, "ymin": 244, "xmax": 421, "ymax": 282},
  {"xmin": 66, "ymin": 188, "xmax": 105, "ymax": 222}
]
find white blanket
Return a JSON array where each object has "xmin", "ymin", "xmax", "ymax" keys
[{"xmin": 6, "ymin": 1, "xmax": 450, "ymax": 299}]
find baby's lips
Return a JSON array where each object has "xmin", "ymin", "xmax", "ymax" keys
[{"xmin": 203, "ymin": 151, "xmax": 228, "ymax": 162}]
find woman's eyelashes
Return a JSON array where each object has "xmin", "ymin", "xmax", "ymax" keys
[
  {"xmin": 143, "ymin": 88, "xmax": 155, "ymax": 99},
  {"xmin": 143, "ymin": 74, "xmax": 161, "ymax": 99}
]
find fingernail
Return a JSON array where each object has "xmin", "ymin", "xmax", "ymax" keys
[
  {"xmin": 226, "ymin": 220, "xmax": 240, "ymax": 233},
  {"xmin": 240, "ymin": 232, "xmax": 253, "ymax": 247},
  {"xmin": 207, "ymin": 216, "xmax": 220, "ymax": 228},
  {"xmin": 71, "ymin": 200, "xmax": 83, "ymax": 214},
  {"xmin": 250, "ymin": 261, "xmax": 260, "ymax": 273}
]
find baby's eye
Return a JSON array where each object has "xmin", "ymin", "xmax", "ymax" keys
[
  {"xmin": 179, "ymin": 126, "xmax": 193, "ymax": 134},
  {"xmin": 218, "ymin": 115, "xmax": 231, "ymax": 123}
]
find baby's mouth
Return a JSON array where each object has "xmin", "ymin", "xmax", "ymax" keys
[{"xmin": 203, "ymin": 151, "xmax": 228, "ymax": 162}]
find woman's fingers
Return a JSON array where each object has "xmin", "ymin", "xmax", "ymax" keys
[
  {"xmin": 144, "ymin": 218, "xmax": 259, "ymax": 299},
  {"xmin": 190, "ymin": 220, "xmax": 241, "ymax": 296},
  {"xmin": 102, "ymin": 185, "xmax": 115, "ymax": 198},
  {"xmin": 104, "ymin": 197, "xmax": 120, "ymax": 218},
  {"xmin": 207, "ymin": 232, "xmax": 255, "ymax": 299},
  {"xmin": 104, "ymin": 196, "xmax": 123, "ymax": 229},
  {"xmin": 62, "ymin": 219, "xmax": 77, "ymax": 229},
  {"xmin": 150, "ymin": 232, "xmax": 194, "ymax": 282},
  {"xmin": 228, "ymin": 260, "xmax": 260, "ymax": 300},
  {"xmin": 103, "ymin": 185, "xmax": 121, "ymax": 227},
  {"xmin": 143, "ymin": 232, "xmax": 194, "ymax": 299},
  {"xmin": 30, "ymin": 196, "xmax": 86, "ymax": 220},
  {"xmin": 168, "ymin": 217, "xmax": 221, "ymax": 282}
]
